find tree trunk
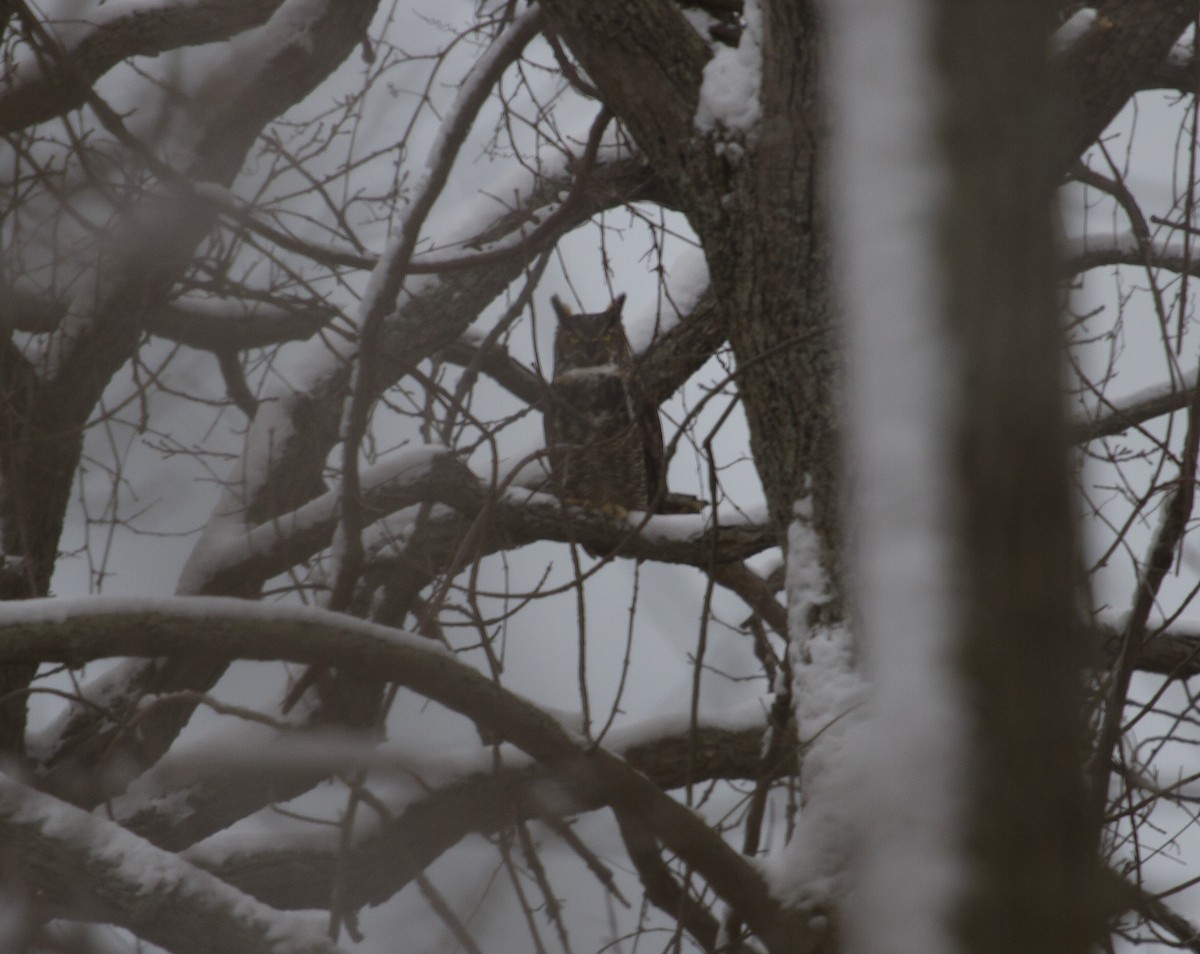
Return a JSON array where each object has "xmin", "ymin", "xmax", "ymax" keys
[{"xmin": 937, "ymin": 3, "xmax": 1100, "ymax": 951}]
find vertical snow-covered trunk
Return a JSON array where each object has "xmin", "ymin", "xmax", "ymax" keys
[
  {"xmin": 825, "ymin": 1, "xmax": 1098, "ymax": 953},
  {"xmin": 823, "ymin": 2, "xmax": 963, "ymax": 952}
]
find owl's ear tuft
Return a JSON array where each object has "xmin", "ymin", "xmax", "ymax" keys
[
  {"xmin": 604, "ymin": 293, "xmax": 626, "ymax": 325},
  {"xmin": 551, "ymin": 296, "xmax": 573, "ymax": 324}
]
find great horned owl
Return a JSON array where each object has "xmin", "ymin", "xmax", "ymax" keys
[{"xmin": 544, "ymin": 294, "xmax": 664, "ymax": 513}]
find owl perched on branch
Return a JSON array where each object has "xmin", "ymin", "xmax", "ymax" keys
[{"xmin": 544, "ymin": 294, "xmax": 664, "ymax": 514}]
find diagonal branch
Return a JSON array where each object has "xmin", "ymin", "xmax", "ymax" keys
[
  {"xmin": 0, "ymin": 599, "xmax": 819, "ymax": 954},
  {"xmin": 34, "ymin": 153, "xmax": 663, "ymax": 801},
  {"xmin": 1055, "ymin": 0, "xmax": 1198, "ymax": 172},
  {"xmin": 0, "ymin": 773, "xmax": 347, "ymax": 954},
  {"xmin": 329, "ymin": 7, "xmax": 545, "ymax": 610},
  {"xmin": 534, "ymin": 0, "xmax": 710, "ymax": 199},
  {"xmin": 0, "ymin": 0, "xmax": 287, "ymax": 132}
]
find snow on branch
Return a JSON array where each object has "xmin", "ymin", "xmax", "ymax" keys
[
  {"xmin": 694, "ymin": 0, "xmax": 763, "ymax": 138},
  {"xmin": 331, "ymin": 6, "xmax": 546, "ymax": 606},
  {"xmin": 1072, "ymin": 367, "xmax": 1199, "ymax": 442},
  {"xmin": 121, "ymin": 704, "xmax": 772, "ymax": 890},
  {"xmin": 0, "ymin": 0, "xmax": 286, "ymax": 133},
  {"xmin": 0, "ymin": 596, "xmax": 789, "ymax": 946},
  {"xmin": 182, "ymin": 442, "xmax": 774, "ymax": 595},
  {"xmin": 182, "ymin": 152, "xmax": 654, "ymax": 587},
  {"xmin": 149, "ymin": 294, "xmax": 336, "ymax": 351},
  {"xmin": 188, "ymin": 724, "xmax": 775, "ymax": 913},
  {"xmin": 1062, "ymin": 229, "xmax": 1200, "ymax": 279},
  {"xmin": 765, "ymin": 506, "xmax": 865, "ymax": 908},
  {"xmin": 0, "ymin": 772, "xmax": 345, "ymax": 954}
]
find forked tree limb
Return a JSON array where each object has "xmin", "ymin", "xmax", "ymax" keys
[{"xmin": 0, "ymin": 599, "xmax": 818, "ymax": 954}]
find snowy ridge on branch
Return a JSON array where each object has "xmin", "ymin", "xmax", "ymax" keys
[
  {"xmin": 626, "ymin": 246, "xmax": 711, "ymax": 353},
  {"xmin": 178, "ymin": 444, "xmax": 450, "ymax": 594},
  {"xmin": 0, "ymin": 771, "xmax": 347, "ymax": 954},
  {"xmin": 694, "ymin": 0, "xmax": 763, "ymax": 137},
  {"xmin": 167, "ymin": 697, "xmax": 772, "ymax": 864},
  {"xmin": 760, "ymin": 505, "xmax": 865, "ymax": 910},
  {"xmin": 184, "ymin": 11, "xmax": 542, "ymax": 592},
  {"xmin": 1051, "ymin": 7, "xmax": 1098, "ymax": 55},
  {"xmin": 1063, "ymin": 228, "xmax": 1200, "ymax": 278}
]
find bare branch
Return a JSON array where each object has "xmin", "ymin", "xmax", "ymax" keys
[{"xmin": 1072, "ymin": 369, "xmax": 1197, "ymax": 443}]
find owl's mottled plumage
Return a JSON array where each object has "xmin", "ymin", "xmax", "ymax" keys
[{"xmin": 544, "ymin": 294, "xmax": 663, "ymax": 512}]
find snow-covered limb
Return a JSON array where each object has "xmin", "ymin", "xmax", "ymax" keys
[
  {"xmin": 0, "ymin": 274, "xmax": 335, "ymax": 349},
  {"xmin": 150, "ymin": 293, "xmax": 336, "ymax": 351},
  {"xmin": 763, "ymin": 508, "xmax": 866, "ymax": 910},
  {"xmin": 0, "ymin": 771, "xmax": 346, "ymax": 954},
  {"xmin": 0, "ymin": 0, "xmax": 286, "ymax": 133},
  {"xmin": 110, "ymin": 700, "xmax": 770, "ymax": 866},
  {"xmin": 1062, "ymin": 229, "xmax": 1200, "ymax": 279},
  {"xmin": 1072, "ymin": 367, "xmax": 1199, "ymax": 442},
  {"xmin": 330, "ymin": 6, "xmax": 545, "ymax": 606},
  {"xmin": 0, "ymin": 597, "xmax": 795, "ymax": 948},
  {"xmin": 178, "ymin": 715, "xmax": 777, "ymax": 915},
  {"xmin": 182, "ymin": 447, "xmax": 775, "ymax": 596},
  {"xmin": 179, "ymin": 445, "xmax": 452, "ymax": 594}
]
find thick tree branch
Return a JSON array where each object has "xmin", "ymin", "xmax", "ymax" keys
[
  {"xmin": 187, "ymin": 451, "xmax": 773, "ymax": 596},
  {"xmin": 535, "ymin": 0, "xmax": 710, "ymax": 200},
  {"xmin": 1100, "ymin": 622, "xmax": 1200, "ymax": 679},
  {"xmin": 0, "ymin": 0, "xmax": 287, "ymax": 132},
  {"xmin": 151, "ymin": 296, "xmax": 337, "ymax": 351},
  {"xmin": 640, "ymin": 287, "xmax": 729, "ymax": 405},
  {"xmin": 1063, "ymin": 231, "xmax": 1200, "ymax": 281},
  {"xmin": 0, "ymin": 599, "xmax": 816, "ymax": 954},
  {"xmin": 1071, "ymin": 369, "xmax": 1197, "ymax": 443},
  {"xmin": 0, "ymin": 284, "xmax": 335, "ymax": 350},
  {"xmin": 0, "ymin": 773, "xmax": 346, "ymax": 954},
  {"xmin": 34, "ymin": 158, "xmax": 662, "ymax": 799},
  {"xmin": 127, "ymin": 720, "xmax": 775, "ymax": 899},
  {"xmin": 1055, "ymin": 0, "xmax": 1198, "ymax": 172}
]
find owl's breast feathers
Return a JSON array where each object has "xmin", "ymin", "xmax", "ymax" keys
[{"xmin": 551, "ymin": 364, "xmax": 628, "ymax": 427}]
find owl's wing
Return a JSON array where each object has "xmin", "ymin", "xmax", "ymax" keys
[{"xmin": 633, "ymin": 376, "xmax": 665, "ymax": 511}]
